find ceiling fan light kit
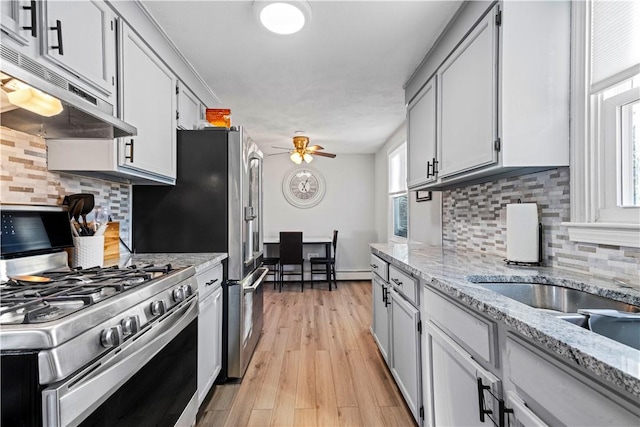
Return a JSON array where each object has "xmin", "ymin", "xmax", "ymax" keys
[
  {"xmin": 254, "ymin": 0, "xmax": 312, "ymax": 35},
  {"xmin": 272, "ymin": 132, "xmax": 337, "ymax": 163}
]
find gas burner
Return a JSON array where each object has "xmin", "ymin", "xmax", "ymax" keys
[{"xmin": 0, "ymin": 263, "xmax": 179, "ymax": 325}]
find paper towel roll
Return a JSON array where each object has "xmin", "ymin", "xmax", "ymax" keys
[{"xmin": 506, "ymin": 203, "xmax": 539, "ymax": 263}]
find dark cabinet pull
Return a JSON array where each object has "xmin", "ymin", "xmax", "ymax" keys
[
  {"xmin": 206, "ymin": 278, "xmax": 219, "ymax": 287},
  {"xmin": 50, "ymin": 19, "xmax": 64, "ymax": 55},
  {"xmin": 426, "ymin": 160, "xmax": 432, "ymax": 178},
  {"xmin": 477, "ymin": 378, "xmax": 493, "ymax": 423},
  {"xmin": 391, "ymin": 278, "xmax": 403, "ymax": 286},
  {"xmin": 369, "ymin": 264, "xmax": 378, "ymax": 269},
  {"xmin": 382, "ymin": 286, "xmax": 390, "ymax": 307},
  {"xmin": 498, "ymin": 400, "xmax": 513, "ymax": 427},
  {"xmin": 125, "ymin": 139, "xmax": 135, "ymax": 163},
  {"xmin": 22, "ymin": 1, "xmax": 37, "ymax": 38},
  {"xmin": 432, "ymin": 157, "xmax": 439, "ymax": 176}
]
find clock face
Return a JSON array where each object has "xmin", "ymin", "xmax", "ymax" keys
[{"xmin": 282, "ymin": 167, "xmax": 326, "ymax": 208}]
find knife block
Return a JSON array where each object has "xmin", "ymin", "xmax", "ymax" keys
[{"xmin": 104, "ymin": 222, "xmax": 120, "ymax": 262}]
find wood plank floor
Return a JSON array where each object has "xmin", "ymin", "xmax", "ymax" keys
[{"xmin": 196, "ymin": 280, "xmax": 416, "ymax": 427}]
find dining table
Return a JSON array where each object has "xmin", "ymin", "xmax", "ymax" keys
[{"xmin": 263, "ymin": 236, "xmax": 332, "ymax": 259}]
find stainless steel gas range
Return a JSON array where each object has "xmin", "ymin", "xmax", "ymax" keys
[{"xmin": 0, "ymin": 205, "xmax": 199, "ymax": 427}]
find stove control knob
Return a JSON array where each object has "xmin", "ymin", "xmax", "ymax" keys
[
  {"xmin": 173, "ymin": 288, "xmax": 185, "ymax": 303},
  {"xmin": 101, "ymin": 326, "xmax": 122, "ymax": 348},
  {"xmin": 121, "ymin": 316, "xmax": 140, "ymax": 336},
  {"xmin": 181, "ymin": 284, "xmax": 193, "ymax": 297},
  {"xmin": 150, "ymin": 300, "xmax": 166, "ymax": 317}
]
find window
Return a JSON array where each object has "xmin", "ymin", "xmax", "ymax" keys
[
  {"xmin": 567, "ymin": 1, "xmax": 640, "ymax": 247},
  {"xmin": 389, "ymin": 143, "xmax": 408, "ymax": 241}
]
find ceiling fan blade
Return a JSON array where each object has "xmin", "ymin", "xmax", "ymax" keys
[
  {"xmin": 307, "ymin": 145, "xmax": 325, "ymax": 151},
  {"xmin": 271, "ymin": 146, "xmax": 293, "ymax": 150},
  {"xmin": 312, "ymin": 151, "xmax": 336, "ymax": 158},
  {"xmin": 267, "ymin": 152, "xmax": 291, "ymax": 156}
]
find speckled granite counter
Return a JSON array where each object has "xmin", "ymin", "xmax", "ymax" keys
[
  {"xmin": 370, "ymin": 243, "xmax": 640, "ymax": 399},
  {"xmin": 111, "ymin": 252, "xmax": 227, "ymax": 274}
]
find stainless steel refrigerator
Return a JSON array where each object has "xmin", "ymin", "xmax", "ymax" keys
[{"xmin": 132, "ymin": 127, "xmax": 266, "ymax": 379}]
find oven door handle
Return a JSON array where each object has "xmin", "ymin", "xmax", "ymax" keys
[
  {"xmin": 42, "ymin": 297, "xmax": 198, "ymax": 427},
  {"xmin": 243, "ymin": 267, "xmax": 268, "ymax": 294}
]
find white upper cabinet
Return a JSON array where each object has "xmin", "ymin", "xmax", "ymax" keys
[
  {"xmin": 41, "ymin": 0, "xmax": 116, "ymax": 99},
  {"xmin": 1, "ymin": 0, "xmax": 38, "ymax": 53},
  {"xmin": 437, "ymin": 8, "xmax": 498, "ymax": 179},
  {"xmin": 120, "ymin": 24, "xmax": 176, "ymax": 181},
  {"xmin": 407, "ymin": 1, "xmax": 570, "ymax": 189},
  {"xmin": 177, "ymin": 80, "xmax": 203, "ymax": 130},
  {"xmin": 407, "ymin": 76, "xmax": 437, "ymax": 189}
]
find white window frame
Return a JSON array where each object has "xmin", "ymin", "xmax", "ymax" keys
[
  {"xmin": 565, "ymin": 1, "xmax": 640, "ymax": 248},
  {"xmin": 388, "ymin": 142, "xmax": 408, "ymax": 243}
]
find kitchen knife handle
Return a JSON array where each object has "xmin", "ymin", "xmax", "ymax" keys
[
  {"xmin": 50, "ymin": 20, "xmax": 64, "ymax": 55},
  {"xmin": 22, "ymin": 1, "xmax": 37, "ymax": 38},
  {"xmin": 125, "ymin": 139, "xmax": 135, "ymax": 163}
]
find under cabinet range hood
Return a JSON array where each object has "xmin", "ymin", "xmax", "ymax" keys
[{"xmin": 0, "ymin": 47, "xmax": 136, "ymax": 139}]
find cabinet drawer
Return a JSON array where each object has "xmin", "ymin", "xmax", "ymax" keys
[
  {"xmin": 389, "ymin": 265, "xmax": 419, "ymax": 306},
  {"xmin": 424, "ymin": 286, "xmax": 496, "ymax": 365},
  {"xmin": 370, "ymin": 254, "xmax": 389, "ymax": 282},
  {"xmin": 505, "ymin": 337, "xmax": 640, "ymax": 426},
  {"xmin": 196, "ymin": 263, "xmax": 223, "ymax": 298}
]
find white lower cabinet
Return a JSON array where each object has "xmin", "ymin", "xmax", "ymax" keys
[
  {"xmin": 371, "ymin": 275, "xmax": 390, "ymax": 363},
  {"xmin": 196, "ymin": 263, "xmax": 223, "ymax": 406},
  {"xmin": 425, "ymin": 323, "xmax": 501, "ymax": 427},
  {"xmin": 389, "ymin": 287, "xmax": 422, "ymax": 423},
  {"xmin": 504, "ymin": 336, "xmax": 640, "ymax": 426}
]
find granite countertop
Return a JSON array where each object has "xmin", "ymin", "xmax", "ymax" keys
[
  {"xmin": 111, "ymin": 252, "xmax": 227, "ymax": 274},
  {"xmin": 370, "ymin": 243, "xmax": 640, "ymax": 399}
]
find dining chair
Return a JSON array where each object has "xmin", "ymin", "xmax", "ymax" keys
[
  {"xmin": 262, "ymin": 256, "xmax": 280, "ymax": 289},
  {"xmin": 278, "ymin": 231, "xmax": 304, "ymax": 292},
  {"xmin": 310, "ymin": 230, "xmax": 338, "ymax": 291}
]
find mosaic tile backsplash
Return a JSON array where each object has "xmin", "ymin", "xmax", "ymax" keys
[
  {"xmin": 442, "ymin": 167, "xmax": 640, "ymax": 285},
  {"xmin": 0, "ymin": 127, "xmax": 131, "ymax": 245}
]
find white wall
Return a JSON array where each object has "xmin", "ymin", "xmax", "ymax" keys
[
  {"xmin": 373, "ymin": 122, "xmax": 442, "ymax": 244},
  {"xmin": 263, "ymin": 153, "xmax": 376, "ymax": 279}
]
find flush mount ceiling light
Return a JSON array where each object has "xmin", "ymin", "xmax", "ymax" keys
[{"xmin": 254, "ymin": 1, "xmax": 312, "ymax": 35}]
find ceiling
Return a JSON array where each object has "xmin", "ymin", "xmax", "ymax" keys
[{"xmin": 142, "ymin": 1, "xmax": 462, "ymax": 156}]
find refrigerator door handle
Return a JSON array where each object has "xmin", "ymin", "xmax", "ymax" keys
[{"xmin": 243, "ymin": 267, "xmax": 268, "ymax": 294}]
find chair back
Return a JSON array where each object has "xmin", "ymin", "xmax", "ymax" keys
[
  {"xmin": 331, "ymin": 230, "xmax": 338, "ymax": 258},
  {"xmin": 279, "ymin": 231, "xmax": 303, "ymax": 264}
]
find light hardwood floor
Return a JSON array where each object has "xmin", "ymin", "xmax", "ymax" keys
[{"xmin": 196, "ymin": 280, "xmax": 416, "ymax": 427}]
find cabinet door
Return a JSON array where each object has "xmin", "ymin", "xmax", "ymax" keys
[
  {"xmin": 407, "ymin": 76, "xmax": 437, "ymax": 188},
  {"xmin": 389, "ymin": 288, "xmax": 421, "ymax": 424},
  {"xmin": 212, "ymin": 285, "xmax": 223, "ymax": 382},
  {"xmin": 42, "ymin": 0, "xmax": 116, "ymax": 97},
  {"xmin": 371, "ymin": 276, "xmax": 390, "ymax": 363},
  {"xmin": 425, "ymin": 323, "xmax": 501, "ymax": 427},
  {"xmin": 437, "ymin": 6, "xmax": 498, "ymax": 179},
  {"xmin": 177, "ymin": 81, "xmax": 201, "ymax": 130},
  {"xmin": 504, "ymin": 391, "xmax": 548, "ymax": 427},
  {"xmin": 198, "ymin": 289, "xmax": 218, "ymax": 405},
  {"xmin": 1, "ymin": 0, "xmax": 36, "ymax": 49},
  {"xmin": 121, "ymin": 25, "xmax": 177, "ymax": 180}
]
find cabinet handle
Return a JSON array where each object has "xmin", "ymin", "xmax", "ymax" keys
[
  {"xmin": 391, "ymin": 278, "xmax": 403, "ymax": 286},
  {"xmin": 50, "ymin": 20, "xmax": 64, "ymax": 55},
  {"xmin": 476, "ymin": 378, "xmax": 494, "ymax": 424},
  {"xmin": 206, "ymin": 278, "xmax": 219, "ymax": 287},
  {"xmin": 22, "ymin": 1, "xmax": 37, "ymax": 38},
  {"xmin": 369, "ymin": 264, "xmax": 378, "ymax": 269},
  {"xmin": 382, "ymin": 286, "xmax": 390, "ymax": 307},
  {"xmin": 432, "ymin": 157, "xmax": 438, "ymax": 176},
  {"xmin": 426, "ymin": 160, "xmax": 432, "ymax": 178},
  {"xmin": 498, "ymin": 400, "xmax": 513, "ymax": 427},
  {"xmin": 125, "ymin": 139, "xmax": 135, "ymax": 163}
]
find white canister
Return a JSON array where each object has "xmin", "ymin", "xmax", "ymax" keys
[{"xmin": 73, "ymin": 235, "xmax": 105, "ymax": 268}]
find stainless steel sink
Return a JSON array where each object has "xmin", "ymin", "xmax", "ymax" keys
[
  {"xmin": 471, "ymin": 282, "xmax": 640, "ymax": 349},
  {"xmin": 475, "ymin": 282, "xmax": 640, "ymax": 314}
]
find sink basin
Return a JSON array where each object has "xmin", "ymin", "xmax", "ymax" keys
[
  {"xmin": 474, "ymin": 282, "xmax": 639, "ymax": 313},
  {"xmin": 471, "ymin": 282, "xmax": 640, "ymax": 349}
]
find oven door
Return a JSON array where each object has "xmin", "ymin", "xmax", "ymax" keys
[{"xmin": 42, "ymin": 297, "xmax": 198, "ymax": 427}]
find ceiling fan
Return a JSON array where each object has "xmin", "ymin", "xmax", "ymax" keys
[{"xmin": 270, "ymin": 133, "xmax": 336, "ymax": 164}]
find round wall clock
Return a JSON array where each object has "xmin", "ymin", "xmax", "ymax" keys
[{"xmin": 282, "ymin": 167, "xmax": 326, "ymax": 208}]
